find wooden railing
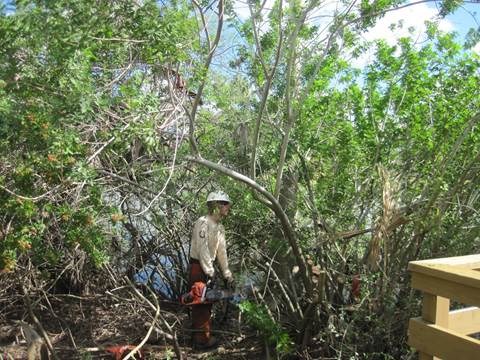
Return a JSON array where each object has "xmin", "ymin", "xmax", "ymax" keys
[{"xmin": 408, "ymin": 254, "xmax": 480, "ymax": 360}]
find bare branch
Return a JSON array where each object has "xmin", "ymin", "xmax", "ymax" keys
[
  {"xmin": 250, "ymin": 0, "xmax": 284, "ymax": 180},
  {"xmin": 188, "ymin": 0, "xmax": 225, "ymax": 157}
]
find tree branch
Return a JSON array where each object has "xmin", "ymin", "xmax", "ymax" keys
[
  {"xmin": 187, "ymin": 156, "xmax": 313, "ymax": 293},
  {"xmin": 188, "ymin": 0, "xmax": 225, "ymax": 157}
]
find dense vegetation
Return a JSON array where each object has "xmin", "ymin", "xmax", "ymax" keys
[{"xmin": 1, "ymin": 0, "xmax": 479, "ymax": 358}]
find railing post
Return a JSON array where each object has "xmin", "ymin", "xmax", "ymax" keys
[{"xmin": 419, "ymin": 293, "xmax": 450, "ymax": 360}]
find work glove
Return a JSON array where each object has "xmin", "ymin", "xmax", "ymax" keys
[{"xmin": 206, "ymin": 276, "xmax": 215, "ymax": 289}]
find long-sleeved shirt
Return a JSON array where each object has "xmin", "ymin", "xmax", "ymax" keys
[{"xmin": 190, "ymin": 215, "xmax": 232, "ymax": 279}]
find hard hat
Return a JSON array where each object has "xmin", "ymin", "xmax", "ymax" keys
[{"xmin": 206, "ymin": 191, "xmax": 231, "ymax": 204}]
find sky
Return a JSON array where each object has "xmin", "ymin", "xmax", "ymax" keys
[
  {"xmin": 232, "ymin": 0, "xmax": 480, "ymax": 55},
  {"xmin": 351, "ymin": 1, "xmax": 480, "ymax": 67},
  {"xmin": 2, "ymin": 0, "xmax": 477, "ymax": 52},
  {"xmin": 2, "ymin": 0, "xmax": 478, "ymax": 68},
  {"xmin": 447, "ymin": 2, "xmax": 479, "ymax": 41},
  {"xmin": 362, "ymin": 2, "xmax": 479, "ymax": 52}
]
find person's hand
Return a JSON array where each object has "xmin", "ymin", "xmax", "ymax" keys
[
  {"xmin": 225, "ymin": 276, "xmax": 235, "ymax": 290},
  {"xmin": 206, "ymin": 276, "xmax": 215, "ymax": 289}
]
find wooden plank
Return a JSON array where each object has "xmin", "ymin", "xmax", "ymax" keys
[
  {"xmin": 411, "ymin": 272, "xmax": 480, "ymax": 307},
  {"xmin": 408, "ymin": 318, "xmax": 480, "ymax": 360},
  {"xmin": 420, "ymin": 294, "xmax": 450, "ymax": 359},
  {"xmin": 408, "ymin": 263, "xmax": 480, "ymax": 289},
  {"xmin": 409, "ymin": 254, "xmax": 480, "ymax": 269},
  {"xmin": 423, "ymin": 293, "xmax": 449, "ymax": 327},
  {"xmin": 449, "ymin": 307, "xmax": 480, "ymax": 335},
  {"xmin": 419, "ymin": 353, "xmax": 435, "ymax": 360}
]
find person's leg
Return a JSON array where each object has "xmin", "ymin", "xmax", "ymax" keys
[
  {"xmin": 192, "ymin": 303, "xmax": 213, "ymax": 345},
  {"xmin": 189, "ymin": 261, "xmax": 216, "ymax": 347}
]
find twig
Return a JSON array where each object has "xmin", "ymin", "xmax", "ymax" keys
[
  {"xmin": 261, "ymin": 259, "xmax": 301, "ymax": 318},
  {"xmin": 122, "ymin": 295, "xmax": 160, "ymax": 360},
  {"xmin": 0, "ymin": 184, "xmax": 61, "ymax": 202},
  {"xmin": 87, "ymin": 123, "xmax": 130, "ymax": 164},
  {"xmin": 90, "ymin": 36, "xmax": 147, "ymax": 43},
  {"xmin": 67, "ymin": 327, "xmax": 77, "ymax": 350},
  {"xmin": 103, "ymin": 54, "xmax": 138, "ymax": 89},
  {"xmin": 124, "ymin": 277, "xmax": 184, "ymax": 360},
  {"xmin": 21, "ymin": 285, "xmax": 59, "ymax": 360},
  {"xmin": 133, "ymin": 120, "xmax": 183, "ymax": 216},
  {"xmin": 187, "ymin": 0, "xmax": 224, "ymax": 156},
  {"xmin": 98, "ymin": 169, "xmax": 158, "ymax": 196}
]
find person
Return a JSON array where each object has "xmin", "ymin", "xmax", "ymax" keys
[{"xmin": 189, "ymin": 190, "xmax": 235, "ymax": 349}]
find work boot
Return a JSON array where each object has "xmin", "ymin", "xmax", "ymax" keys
[{"xmin": 193, "ymin": 336, "xmax": 218, "ymax": 350}]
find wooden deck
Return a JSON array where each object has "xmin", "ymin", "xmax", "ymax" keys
[{"xmin": 408, "ymin": 254, "xmax": 480, "ymax": 360}]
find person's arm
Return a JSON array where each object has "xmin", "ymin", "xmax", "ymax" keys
[
  {"xmin": 216, "ymin": 225, "xmax": 232, "ymax": 280},
  {"xmin": 195, "ymin": 219, "xmax": 215, "ymax": 277}
]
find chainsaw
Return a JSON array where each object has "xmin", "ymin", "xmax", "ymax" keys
[{"xmin": 180, "ymin": 281, "xmax": 254, "ymax": 306}]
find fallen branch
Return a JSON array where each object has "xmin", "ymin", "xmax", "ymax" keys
[
  {"xmin": 21, "ymin": 285, "xmax": 59, "ymax": 360},
  {"xmin": 124, "ymin": 277, "xmax": 183, "ymax": 360}
]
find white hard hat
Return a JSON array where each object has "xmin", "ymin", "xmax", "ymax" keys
[{"xmin": 206, "ymin": 191, "xmax": 231, "ymax": 204}]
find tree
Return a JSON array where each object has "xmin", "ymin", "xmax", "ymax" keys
[
  {"xmin": 1, "ymin": 0, "xmax": 478, "ymax": 358},
  {"xmin": 0, "ymin": 0, "xmax": 197, "ymax": 289},
  {"xmin": 184, "ymin": 0, "xmax": 479, "ymax": 355}
]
